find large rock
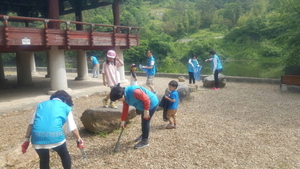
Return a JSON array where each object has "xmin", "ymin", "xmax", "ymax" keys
[
  {"xmin": 188, "ymin": 84, "xmax": 198, "ymax": 92},
  {"xmin": 80, "ymin": 105, "xmax": 137, "ymax": 133},
  {"xmin": 178, "ymin": 76, "xmax": 185, "ymax": 82},
  {"xmin": 165, "ymin": 83, "xmax": 190, "ymax": 103},
  {"xmin": 203, "ymin": 74, "xmax": 226, "ymax": 88}
]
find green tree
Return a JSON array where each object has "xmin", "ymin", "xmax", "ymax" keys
[{"xmin": 271, "ymin": 0, "xmax": 300, "ymax": 65}]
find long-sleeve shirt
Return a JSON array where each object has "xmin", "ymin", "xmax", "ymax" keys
[{"xmin": 121, "ymin": 88, "xmax": 150, "ymax": 121}]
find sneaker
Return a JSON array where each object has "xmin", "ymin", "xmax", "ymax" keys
[
  {"xmin": 109, "ymin": 101, "xmax": 117, "ymax": 109},
  {"xmin": 212, "ymin": 87, "xmax": 219, "ymax": 90},
  {"xmin": 165, "ymin": 123, "xmax": 175, "ymax": 129},
  {"xmin": 134, "ymin": 140, "xmax": 149, "ymax": 149},
  {"xmin": 135, "ymin": 135, "xmax": 142, "ymax": 142},
  {"xmin": 102, "ymin": 98, "xmax": 109, "ymax": 107}
]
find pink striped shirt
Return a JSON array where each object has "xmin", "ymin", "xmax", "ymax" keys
[{"xmin": 102, "ymin": 61, "xmax": 123, "ymax": 87}]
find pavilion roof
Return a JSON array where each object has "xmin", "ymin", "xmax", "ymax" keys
[{"xmin": 0, "ymin": 0, "xmax": 125, "ymax": 17}]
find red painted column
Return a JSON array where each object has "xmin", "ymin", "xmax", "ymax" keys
[{"xmin": 48, "ymin": 0, "xmax": 60, "ymax": 29}]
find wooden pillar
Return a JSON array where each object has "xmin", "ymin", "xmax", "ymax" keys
[
  {"xmin": 75, "ymin": 7, "xmax": 83, "ymax": 30},
  {"xmin": 113, "ymin": 0, "xmax": 120, "ymax": 33},
  {"xmin": 48, "ymin": 0, "xmax": 60, "ymax": 29}
]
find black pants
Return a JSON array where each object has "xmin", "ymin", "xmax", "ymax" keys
[
  {"xmin": 188, "ymin": 72, "xmax": 195, "ymax": 84},
  {"xmin": 214, "ymin": 69, "xmax": 222, "ymax": 88},
  {"xmin": 35, "ymin": 142, "xmax": 71, "ymax": 169},
  {"xmin": 141, "ymin": 105, "xmax": 157, "ymax": 141}
]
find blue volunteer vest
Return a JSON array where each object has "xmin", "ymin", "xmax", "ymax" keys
[
  {"xmin": 147, "ymin": 56, "xmax": 156, "ymax": 76},
  {"xmin": 188, "ymin": 59, "xmax": 198, "ymax": 72},
  {"xmin": 125, "ymin": 85, "xmax": 159, "ymax": 111},
  {"xmin": 31, "ymin": 100, "xmax": 71, "ymax": 145},
  {"xmin": 211, "ymin": 54, "xmax": 223, "ymax": 70}
]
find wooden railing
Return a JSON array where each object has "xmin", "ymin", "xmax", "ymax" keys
[{"xmin": 0, "ymin": 15, "xmax": 140, "ymax": 52}]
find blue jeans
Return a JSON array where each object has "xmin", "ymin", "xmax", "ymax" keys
[
  {"xmin": 141, "ymin": 105, "xmax": 157, "ymax": 141},
  {"xmin": 92, "ymin": 65, "xmax": 99, "ymax": 78}
]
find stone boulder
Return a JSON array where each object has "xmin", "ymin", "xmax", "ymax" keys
[
  {"xmin": 203, "ymin": 74, "xmax": 226, "ymax": 88},
  {"xmin": 178, "ymin": 76, "xmax": 185, "ymax": 82},
  {"xmin": 80, "ymin": 105, "xmax": 137, "ymax": 133},
  {"xmin": 165, "ymin": 83, "xmax": 190, "ymax": 103},
  {"xmin": 188, "ymin": 84, "xmax": 198, "ymax": 92}
]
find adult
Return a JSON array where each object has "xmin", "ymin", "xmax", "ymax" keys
[
  {"xmin": 110, "ymin": 84, "xmax": 159, "ymax": 149},
  {"xmin": 205, "ymin": 51, "xmax": 223, "ymax": 90},
  {"xmin": 89, "ymin": 55, "xmax": 100, "ymax": 78},
  {"xmin": 21, "ymin": 90, "xmax": 84, "ymax": 169},
  {"xmin": 187, "ymin": 55, "xmax": 199, "ymax": 84},
  {"xmin": 141, "ymin": 50, "xmax": 157, "ymax": 93}
]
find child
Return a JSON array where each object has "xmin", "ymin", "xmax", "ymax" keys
[
  {"xmin": 130, "ymin": 63, "xmax": 138, "ymax": 85},
  {"xmin": 188, "ymin": 55, "xmax": 199, "ymax": 84},
  {"xmin": 102, "ymin": 50, "xmax": 124, "ymax": 108},
  {"xmin": 164, "ymin": 80, "xmax": 179, "ymax": 129}
]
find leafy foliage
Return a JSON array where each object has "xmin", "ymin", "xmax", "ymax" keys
[{"xmin": 2, "ymin": 0, "xmax": 299, "ymax": 78}]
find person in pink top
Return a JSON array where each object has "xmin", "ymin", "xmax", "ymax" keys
[{"xmin": 102, "ymin": 50, "xmax": 124, "ymax": 108}]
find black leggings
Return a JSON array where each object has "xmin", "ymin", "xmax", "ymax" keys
[
  {"xmin": 214, "ymin": 69, "xmax": 222, "ymax": 88},
  {"xmin": 141, "ymin": 106, "xmax": 157, "ymax": 141},
  {"xmin": 188, "ymin": 72, "xmax": 195, "ymax": 84},
  {"xmin": 35, "ymin": 142, "xmax": 71, "ymax": 169}
]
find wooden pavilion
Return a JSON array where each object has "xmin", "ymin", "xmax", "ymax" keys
[{"xmin": 0, "ymin": 0, "xmax": 140, "ymax": 94}]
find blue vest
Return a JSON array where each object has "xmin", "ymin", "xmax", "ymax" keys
[
  {"xmin": 31, "ymin": 100, "xmax": 71, "ymax": 145},
  {"xmin": 211, "ymin": 54, "xmax": 223, "ymax": 70},
  {"xmin": 188, "ymin": 59, "xmax": 198, "ymax": 72},
  {"xmin": 125, "ymin": 85, "xmax": 159, "ymax": 111},
  {"xmin": 147, "ymin": 56, "xmax": 156, "ymax": 76}
]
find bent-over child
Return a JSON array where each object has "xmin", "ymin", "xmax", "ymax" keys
[{"xmin": 164, "ymin": 80, "xmax": 179, "ymax": 129}]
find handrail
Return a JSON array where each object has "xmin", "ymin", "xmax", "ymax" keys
[{"xmin": 0, "ymin": 15, "xmax": 140, "ymax": 33}]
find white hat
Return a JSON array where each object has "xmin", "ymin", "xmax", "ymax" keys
[{"xmin": 107, "ymin": 50, "xmax": 116, "ymax": 58}]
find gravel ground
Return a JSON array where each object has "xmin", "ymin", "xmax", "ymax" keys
[{"xmin": 1, "ymin": 75, "xmax": 300, "ymax": 169}]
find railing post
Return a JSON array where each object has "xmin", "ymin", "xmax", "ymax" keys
[
  {"xmin": 44, "ymin": 19, "xmax": 49, "ymax": 47},
  {"xmin": 90, "ymin": 24, "xmax": 94, "ymax": 47},
  {"xmin": 65, "ymin": 21, "xmax": 70, "ymax": 50},
  {"xmin": 3, "ymin": 15, "xmax": 9, "ymax": 47}
]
